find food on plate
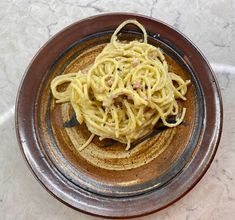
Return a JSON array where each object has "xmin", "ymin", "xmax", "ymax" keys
[{"xmin": 51, "ymin": 20, "xmax": 190, "ymax": 150}]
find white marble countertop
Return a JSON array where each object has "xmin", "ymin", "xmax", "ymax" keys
[{"xmin": 1, "ymin": 0, "xmax": 235, "ymax": 219}]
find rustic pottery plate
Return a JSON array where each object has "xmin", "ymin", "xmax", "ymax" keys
[{"xmin": 15, "ymin": 13, "xmax": 223, "ymax": 218}]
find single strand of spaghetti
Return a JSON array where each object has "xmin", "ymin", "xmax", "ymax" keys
[
  {"xmin": 136, "ymin": 106, "xmax": 144, "ymax": 119},
  {"xmin": 111, "ymin": 107, "xmax": 119, "ymax": 137},
  {"xmin": 171, "ymin": 100, "xmax": 179, "ymax": 115},
  {"xmin": 70, "ymin": 89, "xmax": 84, "ymax": 124},
  {"xmin": 128, "ymin": 103, "xmax": 143, "ymax": 126},
  {"xmin": 161, "ymin": 108, "xmax": 186, "ymax": 127},
  {"xmin": 151, "ymin": 101, "xmax": 186, "ymax": 127},
  {"xmin": 169, "ymin": 73, "xmax": 189, "ymax": 94},
  {"xmin": 175, "ymin": 81, "xmax": 189, "ymax": 92},
  {"xmin": 152, "ymin": 114, "xmax": 161, "ymax": 125},
  {"xmin": 161, "ymin": 102, "xmax": 174, "ymax": 116},
  {"xmin": 142, "ymin": 76, "xmax": 152, "ymax": 99},
  {"xmin": 110, "ymin": 72, "xmax": 120, "ymax": 91},
  {"xmin": 78, "ymin": 134, "xmax": 95, "ymax": 151},
  {"xmin": 111, "ymin": 20, "xmax": 147, "ymax": 45},
  {"xmin": 171, "ymin": 85, "xmax": 187, "ymax": 100},
  {"xmin": 123, "ymin": 100, "xmax": 137, "ymax": 131},
  {"xmin": 83, "ymin": 84, "xmax": 90, "ymax": 101},
  {"xmin": 51, "ymin": 74, "xmax": 77, "ymax": 102}
]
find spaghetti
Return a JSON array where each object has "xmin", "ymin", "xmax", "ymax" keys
[{"xmin": 51, "ymin": 20, "xmax": 190, "ymax": 150}]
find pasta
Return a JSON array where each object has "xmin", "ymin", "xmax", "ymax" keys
[{"xmin": 51, "ymin": 20, "xmax": 190, "ymax": 150}]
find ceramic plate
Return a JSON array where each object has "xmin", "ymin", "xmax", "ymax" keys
[{"xmin": 15, "ymin": 13, "xmax": 223, "ymax": 218}]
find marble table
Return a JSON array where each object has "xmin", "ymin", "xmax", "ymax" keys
[{"xmin": 1, "ymin": 0, "xmax": 234, "ymax": 219}]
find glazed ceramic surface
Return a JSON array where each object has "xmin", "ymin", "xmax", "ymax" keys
[{"xmin": 15, "ymin": 14, "xmax": 222, "ymax": 218}]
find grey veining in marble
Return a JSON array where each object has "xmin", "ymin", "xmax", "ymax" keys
[{"xmin": 0, "ymin": 0, "xmax": 235, "ymax": 219}]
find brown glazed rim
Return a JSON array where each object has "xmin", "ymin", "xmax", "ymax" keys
[{"xmin": 15, "ymin": 13, "xmax": 223, "ymax": 218}]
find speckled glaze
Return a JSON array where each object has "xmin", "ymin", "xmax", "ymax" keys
[
  {"xmin": 15, "ymin": 13, "xmax": 222, "ymax": 218},
  {"xmin": 36, "ymin": 34, "xmax": 200, "ymax": 197}
]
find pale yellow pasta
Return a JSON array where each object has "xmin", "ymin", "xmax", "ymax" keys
[{"xmin": 50, "ymin": 20, "xmax": 190, "ymax": 151}]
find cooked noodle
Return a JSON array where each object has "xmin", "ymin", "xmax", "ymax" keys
[{"xmin": 51, "ymin": 20, "xmax": 190, "ymax": 150}]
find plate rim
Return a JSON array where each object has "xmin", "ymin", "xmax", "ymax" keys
[{"xmin": 15, "ymin": 12, "xmax": 223, "ymax": 218}]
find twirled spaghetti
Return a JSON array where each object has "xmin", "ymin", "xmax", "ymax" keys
[{"xmin": 51, "ymin": 20, "xmax": 190, "ymax": 150}]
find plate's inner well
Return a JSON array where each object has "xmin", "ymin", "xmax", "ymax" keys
[{"xmin": 36, "ymin": 31, "xmax": 203, "ymax": 197}]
